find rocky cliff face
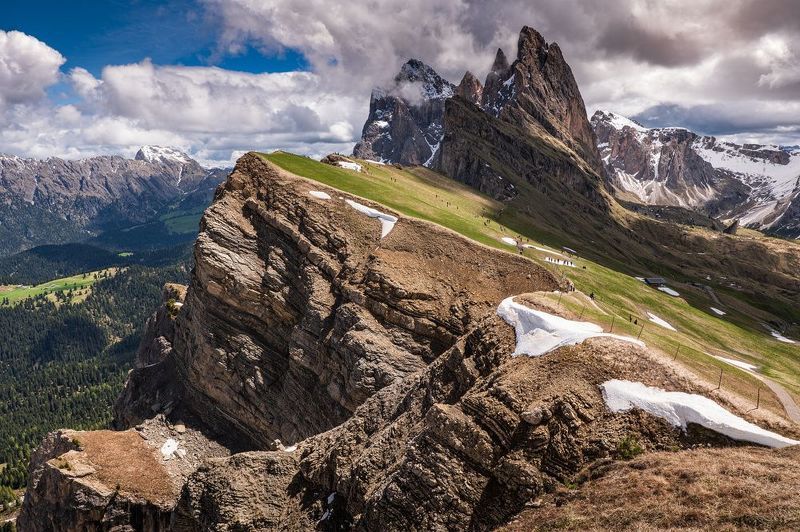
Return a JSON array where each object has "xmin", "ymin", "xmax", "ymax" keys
[
  {"xmin": 0, "ymin": 147, "xmax": 226, "ymax": 255},
  {"xmin": 352, "ymin": 60, "xmax": 455, "ymax": 166},
  {"xmin": 19, "ymin": 153, "xmax": 799, "ymax": 530},
  {"xmin": 592, "ymin": 110, "xmax": 800, "ymax": 237}
]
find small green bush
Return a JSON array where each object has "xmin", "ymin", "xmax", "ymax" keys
[{"xmin": 616, "ymin": 434, "xmax": 644, "ymax": 460}]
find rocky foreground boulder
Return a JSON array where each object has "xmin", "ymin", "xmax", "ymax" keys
[{"xmin": 19, "ymin": 154, "xmax": 800, "ymax": 530}]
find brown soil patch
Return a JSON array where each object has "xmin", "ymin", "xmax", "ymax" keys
[
  {"xmin": 502, "ymin": 446, "xmax": 800, "ymax": 531},
  {"xmin": 69, "ymin": 430, "xmax": 178, "ymax": 505}
]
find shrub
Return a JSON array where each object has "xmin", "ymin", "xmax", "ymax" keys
[{"xmin": 616, "ymin": 434, "xmax": 644, "ymax": 460}]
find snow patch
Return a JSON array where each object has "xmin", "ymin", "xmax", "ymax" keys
[
  {"xmin": 497, "ymin": 296, "xmax": 644, "ymax": 357},
  {"xmin": 500, "ymin": 237, "xmax": 518, "ymax": 246},
  {"xmin": 309, "ymin": 191, "xmax": 331, "ymax": 200},
  {"xmin": 283, "ymin": 444, "xmax": 297, "ymax": 452},
  {"xmin": 345, "ymin": 199, "xmax": 398, "ymax": 238},
  {"xmin": 714, "ymin": 356, "xmax": 757, "ymax": 372},
  {"xmin": 647, "ymin": 312, "xmax": 676, "ymax": 331},
  {"xmin": 137, "ymin": 145, "xmax": 191, "ymax": 164},
  {"xmin": 657, "ymin": 286, "xmax": 680, "ymax": 297},
  {"xmin": 336, "ymin": 161, "xmax": 362, "ymax": 172},
  {"xmin": 601, "ymin": 379, "xmax": 797, "ymax": 448},
  {"xmin": 160, "ymin": 438, "xmax": 179, "ymax": 460},
  {"xmin": 365, "ymin": 159, "xmax": 386, "ymax": 165},
  {"xmin": 710, "ymin": 307, "xmax": 726, "ymax": 316},
  {"xmin": 770, "ymin": 329, "xmax": 796, "ymax": 344},
  {"xmin": 603, "ymin": 112, "xmax": 648, "ymax": 133},
  {"xmin": 523, "ymin": 244, "xmax": 564, "ymax": 256}
]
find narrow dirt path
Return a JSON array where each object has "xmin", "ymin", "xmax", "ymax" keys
[{"xmin": 752, "ymin": 374, "xmax": 800, "ymax": 423}]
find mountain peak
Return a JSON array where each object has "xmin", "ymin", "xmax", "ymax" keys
[
  {"xmin": 135, "ymin": 145, "xmax": 191, "ymax": 165},
  {"xmin": 456, "ymin": 71, "xmax": 484, "ymax": 105},
  {"xmin": 517, "ymin": 25, "xmax": 549, "ymax": 60},
  {"xmin": 490, "ymin": 48, "xmax": 510, "ymax": 73},
  {"xmin": 592, "ymin": 110, "xmax": 648, "ymax": 133},
  {"xmin": 395, "ymin": 59, "xmax": 455, "ymax": 100}
]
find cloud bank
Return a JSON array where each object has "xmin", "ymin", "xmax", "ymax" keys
[{"xmin": 0, "ymin": 0, "xmax": 799, "ymax": 165}]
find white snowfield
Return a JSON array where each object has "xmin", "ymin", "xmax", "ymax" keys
[
  {"xmin": 770, "ymin": 330, "xmax": 797, "ymax": 344},
  {"xmin": 710, "ymin": 307, "xmax": 727, "ymax": 316},
  {"xmin": 657, "ymin": 286, "xmax": 680, "ymax": 297},
  {"xmin": 308, "ymin": 190, "xmax": 331, "ymax": 200},
  {"xmin": 335, "ymin": 160, "xmax": 363, "ymax": 172},
  {"xmin": 713, "ymin": 356, "xmax": 758, "ymax": 372},
  {"xmin": 137, "ymin": 145, "xmax": 191, "ymax": 164},
  {"xmin": 345, "ymin": 199, "xmax": 398, "ymax": 238},
  {"xmin": 601, "ymin": 379, "xmax": 798, "ymax": 448},
  {"xmin": 501, "ymin": 237, "xmax": 518, "ymax": 246},
  {"xmin": 647, "ymin": 311, "xmax": 676, "ymax": 331},
  {"xmin": 497, "ymin": 296, "xmax": 644, "ymax": 357},
  {"xmin": 524, "ymin": 244, "xmax": 564, "ymax": 256}
]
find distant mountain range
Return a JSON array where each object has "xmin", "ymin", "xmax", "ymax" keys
[
  {"xmin": 0, "ymin": 147, "xmax": 228, "ymax": 255},
  {"xmin": 352, "ymin": 49, "xmax": 800, "ymax": 239},
  {"xmin": 592, "ymin": 111, "xmax": 800, "ymax": 238}
]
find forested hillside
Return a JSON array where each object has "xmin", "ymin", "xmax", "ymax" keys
[{"xmin": 0, "ymin": 261, "xmax": 190, "ymax": 491}]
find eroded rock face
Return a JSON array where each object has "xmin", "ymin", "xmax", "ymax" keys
[{"xmin": 164, "ymin": 153, "xmax": 563, "ymax": 448}]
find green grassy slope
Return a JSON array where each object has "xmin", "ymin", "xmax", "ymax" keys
[{"xmin": 261, "ymin": 151, "xmax": 800, "ymax": 413}]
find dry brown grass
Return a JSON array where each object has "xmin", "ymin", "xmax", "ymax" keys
[
  {"xmin": 502, "ymin": 446, "xmax": 800, "ymax": 531},
  {"xmin": 64, "ymin": 430, "xmax": 178, "ymax": 506}
]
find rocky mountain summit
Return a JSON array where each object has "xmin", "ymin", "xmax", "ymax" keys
[
  {"xmin": 354, "ymin": 27, "xmax": 606, "ymax": 206},
  {"xmin": 592, "ymin": 110, "xmax": 800, "ymax": 238},
  {"xmin": 18, "ymin": 153, "xmax": 800, "ymax": 530},
  {"xmin": 0, "ymin": 147, "xmax": 226, "ymax": 255},
  {"xmin": 352, "ymin": 59, "xmax": 455, "ymax": 166}
]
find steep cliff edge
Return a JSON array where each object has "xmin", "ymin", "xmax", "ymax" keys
[{"xmin": 19, "ymin": 154, "xmax": 800, "ymax": 530}]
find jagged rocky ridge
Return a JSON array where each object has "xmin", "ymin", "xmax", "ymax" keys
[
  {"xmin": 354, "ymin": 26, "xmax": 605, "ymax": 205},
  {"xmin": 592, "ymin": 110, "xmax": 800, "ymax": 238},
  {"xmin": 0, "ymin": 147, "xmax": 227, "ymax": 255},
  {"xmin": 19, "ymin": 153, "xmax": 800, "ymax": 530}
]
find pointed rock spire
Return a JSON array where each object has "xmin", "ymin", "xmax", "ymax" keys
[
  {"xmin": 490, "ymin": 48, "xmax": 510, "ymax": 73},
  {"xmin": 455, "ymin": 71, "xmax": 483, "ymax": 105}
]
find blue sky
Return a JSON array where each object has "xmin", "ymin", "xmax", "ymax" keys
[{"xmin": 4, "ymin": 0, "xmax": 307, "ymax": 76}]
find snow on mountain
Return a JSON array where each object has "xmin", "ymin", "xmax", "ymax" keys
[
  {"xmin": 352, "ymin": 59, "xmax": 455, "ymax": 167},
  {"xmin": 135, "ymin": 145, "xmax": 192, "ymax": 165},
  {"xmin": 592, "ymin": 110, "xmax": 800, "ymax": 237}
]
